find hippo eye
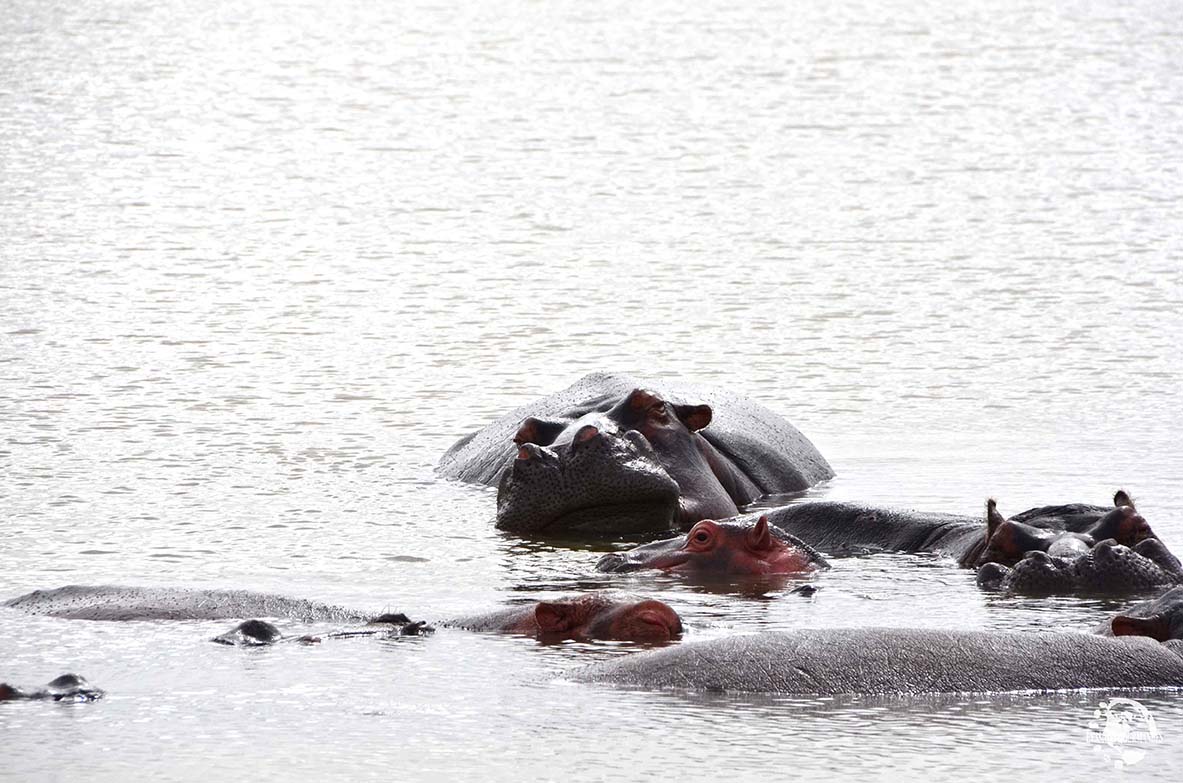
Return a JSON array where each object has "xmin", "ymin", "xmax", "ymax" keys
[{"xmin": 692, "ymin": 530, "xmax": 710, "ymax": 544}]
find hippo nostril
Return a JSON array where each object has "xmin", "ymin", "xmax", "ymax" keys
[{"xmin": 595, "ymin": 553, "xmax": 628, "ymax": 572}]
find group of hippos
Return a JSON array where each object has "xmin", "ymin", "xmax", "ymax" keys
[{"xmin": 5, "ymin": 371, "xmax": 1183, "ymax": 700}]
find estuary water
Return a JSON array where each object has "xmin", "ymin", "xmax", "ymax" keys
[{"xmin": 2, "ymin": 0, "xmax": 1182, "ymax": 779}]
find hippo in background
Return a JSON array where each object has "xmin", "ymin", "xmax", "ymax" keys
[
  {"xmin": 979, "ymin": 538, "xmax": 1183, "ymax": 596},
  {"xmin": 598, "ymin": 493, "xmax": 1177, "ymax": 595},
  {"xmin": 437, "ymin": 372, "xmax": 832, "ymax": 534},
  {"xmin": 755, "ymin": 492, "xmax": 1154, "ymax": 568},
  {"xmin": 569, "ymin": 587, "xmax": 1183, "ymax": 695},
  {"xmin": 0, "ymin": 674, "xmax": 104, "ymax": 703},
  {"xmin": 596, "ymin": 516, "xmax": 828, "ymax": 578}
]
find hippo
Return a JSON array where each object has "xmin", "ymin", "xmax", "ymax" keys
[
  {"xmin": 601, "ymin": 495, "xmax": 1175, "ymax": 594},
  {"xmin": 6, "ymin": 585, "xmax": 681, "ymax": 646},
  {"xmin": 1100, "ymin": 585, "xmax": 1183, "ymax": 641},
  {"xmin": 444, "ymin": 594, "xmax": 683, "ymax": 642},
  {"xmin": 978, "ymin": 494, "xmax": 1153, "ymax": 567},
  {"xmin": 754, "ymin": 493, "xmax": 1154, "ymax": 568},
  {"xmin": 437, "ymin": 372, "xmax": 832, "ymax": 534},
  {"xmin": 596, "ymin": 515, "xmax": 829, "ymax": 577},
  {"xmin": 214, "ymin": 596, "xmax": 680, "ymax": 645},
  {"xmin": 0, "ymin": 674, "xmax": 104, "ymax": 703},
  {"xmin": 978, "ymin": 538, "xmax": 1183, "ymax": 596},
  {"xmin": 568, "ymin": 588, "xmax": 1183, "ymax": 695},
  {"xmin": 212, "ymin": 614, "xmax": 433, "ymax": 646},
  {"xmin": 3, "ymin": 585, "xmax": 367, "ymax": 622}
]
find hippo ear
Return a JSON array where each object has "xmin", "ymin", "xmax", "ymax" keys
[
  {"xmin": 985, "ymin": 499, "xmax": 1006, "ymax": 540},
  {"xmin": 513, "ymin": 417, "xmax": 566, "ymax": 446},
  {"xmin": 747, "ymin": 516, "xmax": 774, "ymax": 552},
  {"xmin": 1111, "ymin": 614, "xmax": 1170, "ymax": 642},
  {"xmin": 672, "ymin": 404, "xmax": 712, "ymax": 432},
  {"xmin": 534, "ymin": 602, "xmax": 578, "ymax": 634},
  {"xmin": 1114, "ymin": 490, "xmax": 1136, "ymax": 510}
]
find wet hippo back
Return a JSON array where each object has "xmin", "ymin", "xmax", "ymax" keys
[
  {"xmin": 570, "ymin": 628, "xmax": 1183, "ymax": 694},
  {"xmin": 4, "ymin": 585, "xmax": 365, "ymax": 622}
]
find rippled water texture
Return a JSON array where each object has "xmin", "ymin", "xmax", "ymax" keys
[{"xmin": 2, "ymin": 0, "xmax": 1182, "ymax": 779}]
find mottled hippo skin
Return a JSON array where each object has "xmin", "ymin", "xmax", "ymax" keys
[
  {"xmin": 596, "ymin": 516, "xmax": 829, "ymax": 577},
  {"xmin": 571, "ymin": 589, "xmax": 1183, "ymax": 695},
  {"xmin": 979, "ymin": 539, "xmax": 1183, "ymax": 596},
  {"xmin": 437, "ymin": 372, "xmax": 833, "ymax": 534},
  {"xmin": 0, "ymin": 674, "xmax": 104, "ymax": 703}
]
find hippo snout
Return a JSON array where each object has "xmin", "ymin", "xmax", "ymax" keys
[{"xmin": 595, "ymin": 552, "xmax": 631, "ymax": 573}]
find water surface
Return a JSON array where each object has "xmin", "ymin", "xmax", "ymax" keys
[{"xmin": 2, "ymin": 0, "xmax": 1182, "ymax": 779}]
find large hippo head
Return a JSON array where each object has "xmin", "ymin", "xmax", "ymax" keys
[
  {"xmin": 978, "ymin": 538, "xmax": 1183, "ymax": 596},
  {"xmin": 975, "ymin": 494, "xmax": 1156, "ymax": 568},
  {"xmin": 438, "ymin": 373, "xmax": 833, "ymax": 534},
  {"xmin": 596, "ymin": 515, "xmax": 829, "ymax": 576},
  {"xmin": 498, "ymin": 388, "xmax": 755, "ymax": 533}
]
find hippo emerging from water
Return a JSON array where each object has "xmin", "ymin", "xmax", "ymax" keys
[
  {"xmin": 569, "ymin": 587, "xmax": 1183, "ymax": 695},
  {"xmin": 0, "ymin": 674, "xmax": 104, "ymax": 703},
  {"xmin": 4, "ymin": 585, "xmax": 682, "ymax": 646},
  {"xmin": 216, "ymin": 595, "xmax": 682, "ymax": 646},
  {"xmin": 599, "ymin": 494, "xmax": 1178, "ymax": 595},
  {"xmin": 596, "ymin": 515, "xmax": 829, "ymax": 577},
  {"xmin": 437, "ymin": 372, "xmax": 832, "ymax": 534}
]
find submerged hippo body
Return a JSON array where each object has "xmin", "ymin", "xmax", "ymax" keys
[
  {"xmin": 0, "ymin": 674, "xmax": 104, "ymax": 703},
  {"xmin": 596, "ymin": 516, "xmax": 829, "ymax": 577},
  {"xmin": 437, "ymin": 373, "xmax": 832, "ymax": 534},
  {"xmin": 569, "ymin": 627, "xmax": 1183, "ymax": 695},
  {"xmin": 212, "ymin": 614, "xmax": 432, "ymax": 646},
  {"xmin": 3, "ymin": 585, "xmax": 369, "ymax": 623},
  {"xmin": 446, "ymin": 594, "xmax": 683, "ymax": 643},
  {"xmin": 574, "ymin": 586, "xmax": 1183, "ymax": 696},
  {"xmin": 759, "ymin": 494, "xmax": 1151, "ymax": 566}
]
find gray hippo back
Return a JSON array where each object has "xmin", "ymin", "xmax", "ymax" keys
[
  {"xmin": 569, "ymin": 628, "xmax": 1183, "ymax": 695},
  {"xmin": 4, "ymin": 585, "xmax": 364, "ymax": 622}
]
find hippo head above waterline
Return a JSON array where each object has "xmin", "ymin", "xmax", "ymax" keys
[
  {"xmin": 596, "ymin": 515, "xmax": 829, "ymax": 577},
  {"xmin": 437, "ymin": 373, "xmax": 833, "ymax": 535}
]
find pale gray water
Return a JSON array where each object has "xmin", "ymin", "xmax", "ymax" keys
[{"xmin": 2, "ymin": 0, "xmax": 1182, "ymax": 779}]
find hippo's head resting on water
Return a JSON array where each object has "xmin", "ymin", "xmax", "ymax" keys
[
  {"xmin": 976, "ymin": 493, "xmax": 1156, "ymax": 569},
  {"xmin": 978, "ymin": 538, "xmax": 1183, "ymax": 596},
  {"xmin": 1103, "ymin": 585, "xmax": 1183, "ymax": 642},
  {"xmin": 596, "ymin": 516, "xmax": 828, "ymax": 577},
  {"xmin": 448, "ymin": 594, "xmax": 683, "ymax": 643},
  {"xmin": 437, "ymin": 373, "xmax": 833, "ymax": 534}
]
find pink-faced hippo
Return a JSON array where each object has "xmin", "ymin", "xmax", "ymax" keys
[
  {"xmin": 596, "ymin": 516, "xmax": 828, "ymax": 576},
  {"xmin": 445, "ymin": 594, "xmax": 683, "ymax": 643}
]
